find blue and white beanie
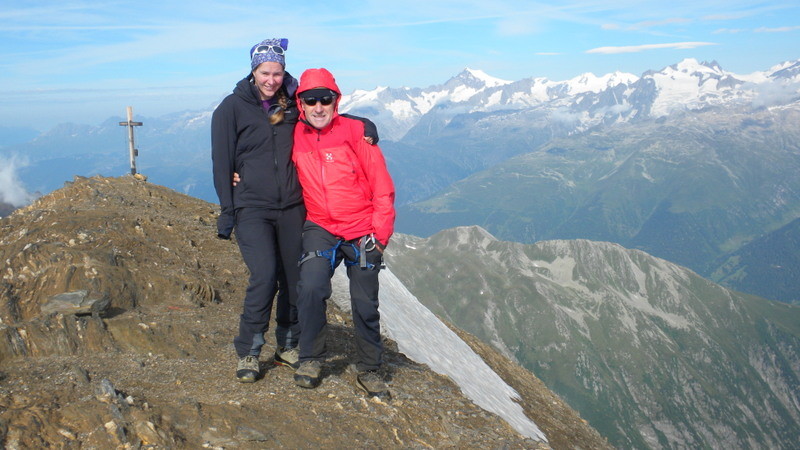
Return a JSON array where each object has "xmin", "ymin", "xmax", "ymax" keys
[{"xmin": 250, "ymin": 38, "xmax": 288, "ymax": 71}]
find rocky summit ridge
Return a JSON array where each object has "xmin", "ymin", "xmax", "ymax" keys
[{"xmin": 0, "ymin": 175, "xmax": 607, "ymax": 449}]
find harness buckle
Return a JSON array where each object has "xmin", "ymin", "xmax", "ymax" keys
[{"xmin": 298, "ymin": 236, "xmax": 382, "ymax": 271}]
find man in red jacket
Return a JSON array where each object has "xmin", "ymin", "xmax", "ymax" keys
[{"xmin": 291, "ymin": 68, "xmax": 395, "ymax": 400}]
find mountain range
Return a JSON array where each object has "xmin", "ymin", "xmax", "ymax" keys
[
  {"xmin": 1, "ymin": 58, "xmax": 798, "ymax": 304},
  {"xmin": 386, "ymin": 226, "xmax": 800, "ymax": 449},
  {"xmin": 346, "ymin": 58, "xmax": 800, "ymax": 303},
  {"xmin": 342, "ymin": 59, "xmax": 800, "ymax": 142}
]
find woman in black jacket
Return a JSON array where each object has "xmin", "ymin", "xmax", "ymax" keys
[{"xmin": 212, "ymin": 38, "xmax": 307, "ymax": 382}]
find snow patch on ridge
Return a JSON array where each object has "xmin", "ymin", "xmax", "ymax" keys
[
  {"xmin": 331, "ymin": 269, "xmax": 548, "ymax": 442},
  {"xmin": 451, "ymin": 85, "xmax": 481, "ymax": 102},
  {"xmin": 385, "ymin": 99, "xmax": 417, "ymax": 119}
]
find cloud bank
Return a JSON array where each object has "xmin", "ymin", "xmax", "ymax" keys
[
  {"xmin": 0, "ymin": 156, "xmax": 35, "ymax": 207},
  {"xmin": 587, "ymin": 42, "xmax": 717, "ymax": 54},
  {"xmin": 748, "ymin": 79, "xmax": 800, "ymax": 108}
]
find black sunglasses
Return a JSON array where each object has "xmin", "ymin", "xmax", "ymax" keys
[{"xmin": 300, "ymin": 95, "xmax": 336, "ymax": 106}]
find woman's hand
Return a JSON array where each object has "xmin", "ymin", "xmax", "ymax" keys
[{"xmin": 232, "ymin": 172, "xmax": 241, "ymax": 186}]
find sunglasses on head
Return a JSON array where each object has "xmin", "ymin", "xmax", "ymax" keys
[
  {"xmin": 252, "ymin": 45, "xmax": 285, "ymax": 57},
  {"xmin": 300, "ymin": 95, "xmax": 336, "ymax": 106}
]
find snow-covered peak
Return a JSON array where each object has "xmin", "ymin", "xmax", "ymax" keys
[
  {"xmin": 645, "ymin": 58, "xmax": 747, "ymax": 116},
  {"xmin": 351, "ymin": 85, "xmax": 388, "ymax": 98},
  {"xmin": 607, "ymin": 70, "xmax": 640, "ymax": 86},
  {"xmin": 446, "ymin": 68, "xmax": 512, "ymax": 90},
  {"xmin": 464, "ymin": 68, "xmax": 513, "ymax": 87},
  {"xmin": 667, "ymin": 58, "xmax": 724, "ymax": 76},
  {"xmin": 764, "ymin": 60, "xmax": 798, "ymax": 76},
  {"xmin": 340, "ymin": 86, "xmax": 388, "ymax": 106},
  {"xmin": 769, "ymin": 60, "xmax": 800, "ymax": 81},
  {"xmin": 564, "ymin": 71, "xmax": 638, "ymax": 94},
  {"xmin": 732, "ymin": 59, "xmax": 800, "ymax": 84}
]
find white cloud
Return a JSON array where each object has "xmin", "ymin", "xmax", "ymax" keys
[
  {"xmin": 605, "ymin": 17, "xmax": 692, "ymax": 32},
  {"xmin": 0, "ymin": 155, "xmax": 35, "ymax": 207},
  {"xmin": 713, "ymin": 28, "xmax": 747, "ymax": 34},
  {"xmin": 755, "ymin": 25, "xmax": 800, "ymax": 33},
  {"xmin": 549, "ymin": 108, "xmax": 581, "ymax": 125},
  {"xmin": 748, "ymin": 80, "xmax": 800, "ymax": 108},
  {"xmin": 586, "ymin": 41, "xmax": 717, "ymax": 54}
]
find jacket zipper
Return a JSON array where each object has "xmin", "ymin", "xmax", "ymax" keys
[
  {"xmin": 316, "ymin": 128, "xmax": 333, "ymax": 222},
  {"xmin": 273, "ymin": 127, "xmax": 282, "ymax": 207},
  {"xmin": 264, "ymin": 107, "xmax": 283, "ymax": 208}
]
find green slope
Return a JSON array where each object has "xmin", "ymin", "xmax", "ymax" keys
[{"xmin": 387, "ymin": 228, "xmax": 800, "ymax": 448}]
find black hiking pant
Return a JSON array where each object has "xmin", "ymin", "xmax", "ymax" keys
[
  {"xmin": 296, "ymin": 222, "xmax": 384, "ymax": 372},
  {"xmin": 233, "ymin": 204, "xmax": 304, "ymax": 358}
]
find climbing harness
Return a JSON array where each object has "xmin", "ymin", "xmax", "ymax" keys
[{"xmin": 298, "ymin": 234, "xmax": 384, "ymax": 271}]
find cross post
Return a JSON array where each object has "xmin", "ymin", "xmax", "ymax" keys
[{"xmin": 118, "ymin": 106, "xmax": 143, "ymax": 175}]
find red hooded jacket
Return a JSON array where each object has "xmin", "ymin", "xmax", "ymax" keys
[{"xmin": 293, "ymin": 68, "xmax": 396, "ymax": 246}]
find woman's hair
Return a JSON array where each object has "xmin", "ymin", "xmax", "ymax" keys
[{"xmin": 269, "ymin": 88, "xmax": 288, "ymax": 125}]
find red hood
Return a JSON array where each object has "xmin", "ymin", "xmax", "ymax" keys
[{"xmin": 297, "ymin": 68, "xmax": 342, "ymax": 124}]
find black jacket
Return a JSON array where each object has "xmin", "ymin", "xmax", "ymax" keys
[{"xmin": 211, "ymin": 73, "xmax": 304, "ymax": 238}]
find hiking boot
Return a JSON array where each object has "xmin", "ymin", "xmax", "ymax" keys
[
  {"xmin": 236, "ymin": 355, "xmax": 260, "ymax": 383},
  {"xmin": 294, "ymin": 360, "xmax": 322, "ymax": 389},
  {"xmin": 356, "ymin": 370, "xmax": 391, "ymax": 400},
  {"xmin": 274, "ymin": 347, "xmax": 300, "ymax": 369}
]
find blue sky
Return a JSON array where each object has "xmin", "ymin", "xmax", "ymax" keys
[{"xmin": 1, "ymin": 0, "xmax": 799, "ymax": 131}]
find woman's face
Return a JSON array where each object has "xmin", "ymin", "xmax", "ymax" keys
[{"xmin": 252, "ymin": 62, "xmax": 285, "ymax": 100}]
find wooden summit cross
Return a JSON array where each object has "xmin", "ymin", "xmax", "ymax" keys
[{"xmin": 118, "ymin": 106, "xmax": 143, "ymax": 175}]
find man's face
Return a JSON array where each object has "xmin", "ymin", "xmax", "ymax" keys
[
  {"xmin": 252, "ymin": 62, "xmax": 285, "ymax": 100},
  {"xmin": 300, "ymin": 89, "xmax": 336, "ymax": 129}
]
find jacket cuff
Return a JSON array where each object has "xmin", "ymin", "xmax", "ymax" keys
[{"xmin": 217, "ymin": 212, "xmax": 235, "ymax": 239}]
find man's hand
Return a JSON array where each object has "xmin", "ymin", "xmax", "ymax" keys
[{"xmin": 232, "ymin": 172, "xmax": 241, "ymax": 186}]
